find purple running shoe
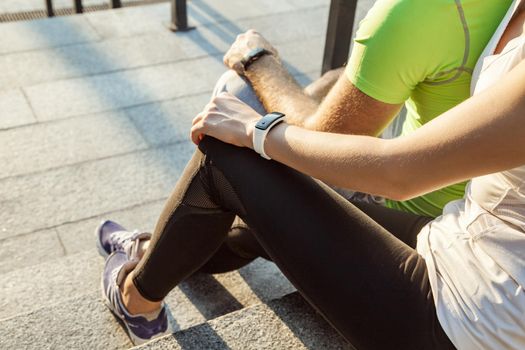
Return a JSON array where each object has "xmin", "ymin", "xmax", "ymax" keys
[
  {"xmin": 95, "ymin": 220, "xmax": 151, "ymax": 259},
  {"xmin": 101, "ymin": 251, "xmax": 171, "ymax": 345}
]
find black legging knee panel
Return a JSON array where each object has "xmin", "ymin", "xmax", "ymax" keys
[{"xmin": 132, "ymin": 137, "xmax": 455, "ymax": 350}]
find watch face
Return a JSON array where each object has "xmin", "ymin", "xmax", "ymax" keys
[{"xmin": 255, "ymin": 112, "xmax": 285, "ymax": 130}]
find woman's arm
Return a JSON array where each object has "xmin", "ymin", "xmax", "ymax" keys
[{"xmin": 192, "ymin": 60, "xmax": 525, "ymax": 201}]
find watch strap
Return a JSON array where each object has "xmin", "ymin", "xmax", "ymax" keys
[
  {"xmin": 241, "ymin": 48, "xmax": 272, "ymax": 71},
  {"xmin": 253, "ymin": 112, "xmax": 285, "ymax": 160}
]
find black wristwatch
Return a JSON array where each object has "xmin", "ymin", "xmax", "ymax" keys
[{"xmin": 241, "ymin": 48, "xmax": 272, "ymax": 71}]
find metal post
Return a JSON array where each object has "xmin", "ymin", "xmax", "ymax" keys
[
  {"xmin": 168, "ymin": 0, "xmax": 194, "ymax": 32},
  {"xmin": 45, "ymin": 0, "xmax": 55, "ymax": 17},
  {"xmin": 321, "ymin": 0, "xmax": 358, "ymax": 74},
  {"xmin": 111, "ymin": 0, "xmax": 122, "ymax": 8},
  {"xmin": 74, "ymin": 0, "xmax": 83, "ymax": 14}
]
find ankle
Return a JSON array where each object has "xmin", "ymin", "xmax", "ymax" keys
[
  {"xmin": 120, "ymin": 272, "xmax": 162, "ymax": 315},
  {"xmin": 136, "ymin": 239, "xmax": 150, "ymax": 260}
]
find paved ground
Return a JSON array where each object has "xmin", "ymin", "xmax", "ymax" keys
[{"xmin": 0, "ymin": 0, "xmax": 373, "ymax": 348}]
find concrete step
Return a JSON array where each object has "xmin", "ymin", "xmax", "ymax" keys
[
  {"xmin": 134, "ymin": 292, "xmax": 354, "ymax": 350},
  {"xmin": 0, "ymin": 142, "xmax": 193, "ymax": 241},
  {"xmin": 0, "ymin": 249, "xmax": 295, "ymax": 347}
]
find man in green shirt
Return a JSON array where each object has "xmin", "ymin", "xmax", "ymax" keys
[{"xmin": 221, "ymin": 0, "xmax": 512, "ymax": 217}]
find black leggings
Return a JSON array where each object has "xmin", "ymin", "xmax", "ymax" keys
[{"xmin": 132, "ymin": 137, "xmax": 455, "ymax": 350}]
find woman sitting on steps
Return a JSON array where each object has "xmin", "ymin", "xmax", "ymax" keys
[{"xmin": 96, "ymin": 1, "xmax": 525, "ymax": 348}]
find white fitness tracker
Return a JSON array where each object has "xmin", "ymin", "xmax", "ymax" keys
[{"xmin": 252, "ymin": 112, "xmax": 285, "ymax": 160}]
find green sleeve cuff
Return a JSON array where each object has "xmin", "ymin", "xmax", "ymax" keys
[{"xmin": 346, "ymin": 67, "xmax": 408, "ymax": 105}]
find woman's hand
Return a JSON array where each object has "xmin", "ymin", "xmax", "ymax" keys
[{"xmin": 191, "ymin": 92, "xmax": 262, "ymax": 148}]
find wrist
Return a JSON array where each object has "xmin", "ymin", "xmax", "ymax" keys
[
  {"xmin": 252, "ymin": 112, "xmax": 286, "ymax": 160},
  {"xmin": 245, "ymin": 54, "xmax": 281, "ymax": 76},
  {"xmin": 246, "ymin": 120, "xmax": 257, "ymax": 149}
]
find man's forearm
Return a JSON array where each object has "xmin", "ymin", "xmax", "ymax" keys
[
  {"xmin": 223, "ymin": 30, "xmax": 401, "ymax": 136},
  {"xmin": 245, "ymin": 55, "xmax": 319, "ymax": 127}
]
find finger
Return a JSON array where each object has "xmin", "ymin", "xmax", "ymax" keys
[
  {"xmin": 192, "ymin": 112, "xmax": 204, "ymax": 126},
  {"xmin": 223, "ymin": 47, "xmax": 234, "ymax": 66},
  {"xmin": 190, "ymin": 121, "xmax": 205, "ymax": 145}
]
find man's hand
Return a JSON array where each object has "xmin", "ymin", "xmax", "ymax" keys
[{"xmin": 223, "ymin": 29, "xmax": 279, "ymax": 75}]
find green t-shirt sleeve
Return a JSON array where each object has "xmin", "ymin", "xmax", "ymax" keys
[{"xmin": 346, "ymin": 0, "xmax": 433, "ymax": 104}]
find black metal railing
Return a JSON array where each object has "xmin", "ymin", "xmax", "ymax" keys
[
  {"xmin": 168, "ymin": 0, "xmax": 192, "ymax": 31},
  {"xmin": 44, "ymin": 0, "xmax": 122, "ymax": 17},
  {"xmin": 322, "ymin": 0, "xmax": 357, "ymax": 74}
]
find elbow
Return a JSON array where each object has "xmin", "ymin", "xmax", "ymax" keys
[
  {"xmin": 386, "ymin": 188, "xmax": 414, "ymax": 202},
  {"xmin": 377, "ymin": 146, "xmax": 418, "ymax": 202},
  {"xmin": 381, "ymin": 178, "xmax": 412, "ymax": 202},
  {"xmin": 382, "ymin": 170, "xmax": 423, "ymax": 202}
]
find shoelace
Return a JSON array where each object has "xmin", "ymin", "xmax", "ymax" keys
[
  {"xmin": 109, "ymin": 230, "xmax": 144, "ymax": 260},
  {"xmin": 109, "ymin": 230, "xmax": 138, "ymax": 249}
]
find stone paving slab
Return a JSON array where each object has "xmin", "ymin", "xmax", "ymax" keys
[
  {"xmin": 238, "ymin": 6, "xmax": 328, "ymax": 46},
  {"xmin": 136, "ymin": 292, "xmax": 353, "ymax": 350},
  {"xmin": 0, "ymin": 32, "xmax": 189, "ymax": 90},
  {"xmin": 0, "ymin": 111, "xmax": 148, "ymax": 179},
  {"xmin": 0, "ymin": 142, "xmax": 193, "ymax": 240},
  {"xmin": 0, "ymin": 228, "xmax": 64, "ymax": 275},
  {"xmin": 0, "ymin": 291, "xmax": 133, "ymax": 350},
  {"xmin": 24, "ymin": 56, "xmax": 225, "ymax": 121},
  {"xmin": 0, "ymin": 199, "xmax": 165, "ymax": 274},
  {"xmin": 0, "ymin": 88, "xmax": 36, "ymax": 129},
  {"xmin": 57, "ymin": 199, "xmax": 166, "ymax": 255},
  {"xmin": 280, "ymin": 36, "xmax": 325, "ymax": 76},
  {"xmin": 84, "ymin": 2, "xmax": 170, "ymax": 38},
  {"xmin": 286, "ymin": 0, "xmax": 330, "ymax": 9},
  {"xmin": 0, "ymin": 16, "xmax": 101, "ymax": 55},
  {"xmin": 185, "ymin": 0, "xmax": 297, "ymax": 28},
  {"xmin": 0, "ymin": 251, "xmax": 102, "ymax": 319},
  {"xmin": 126, "ymin": 92, "xmax": 210, "ymax": 147},
  {"xmin": 173, "ymin": 7, "xmax": 328, "ymax": 62},
  {"xmin": 84, "ymin": 0, "xmax": 298, "ymax": 39}
]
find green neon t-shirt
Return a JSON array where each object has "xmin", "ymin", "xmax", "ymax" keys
[{"xmin": 346, "ymin": 0, "xmax": 512, "ymax": 217}]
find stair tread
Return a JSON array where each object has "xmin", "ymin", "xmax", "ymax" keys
[
  {"xmin": 0, "ymin": 250, "xmax": 295, "ymax": 349},
  {"xmin": 134, "ymin": 292, "xmax": 354, "ymax": 350}
]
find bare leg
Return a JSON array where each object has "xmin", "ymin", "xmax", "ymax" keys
[{"xmin": 121, "ymin": 273, "xmax": 161, "ymax": 315}]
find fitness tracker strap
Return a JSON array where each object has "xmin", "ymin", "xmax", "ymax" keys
[
  {"xmin": 241, "ymin": 48, "xmax": 272, "ymax": 71},
  {"xmin": 253, "ymin": 112, "xmax": 285, "ymax": 160}
]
